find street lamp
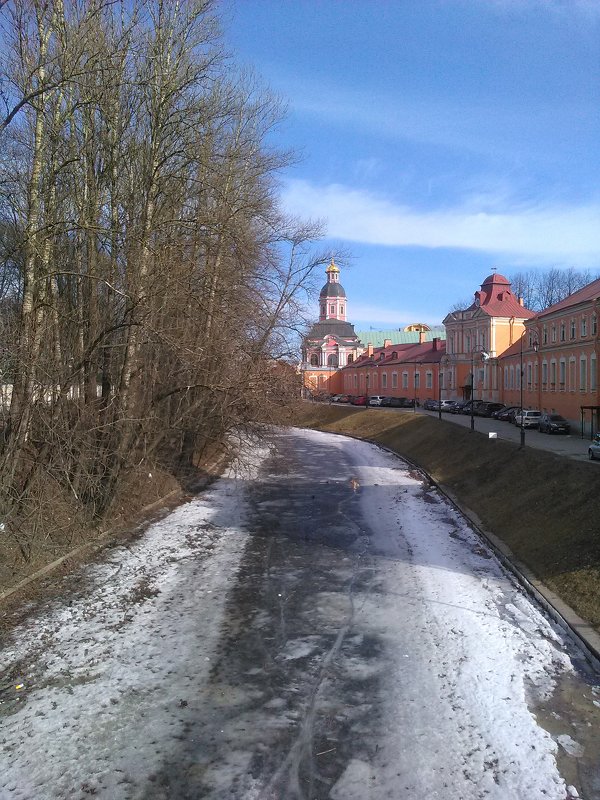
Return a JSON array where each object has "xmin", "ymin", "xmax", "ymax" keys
[
  {"xmin": 519, "ymin": 332, "xmax": 539, "ymax": 448},
  {"xmin": 438, "ymin": 355, "xmax": 449, "ymax": 421},
  {"xmin": 470, "ymin": 348, "xmax": 489, "ymax": 431}
]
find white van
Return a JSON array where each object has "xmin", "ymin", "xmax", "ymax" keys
[
  {"xmin": 368, "ymin": 396, "xmax": 385, "ymax": 406},
  {"xmin": 514, "ymin": 410, "xmax": 541, "ymax": 428}
]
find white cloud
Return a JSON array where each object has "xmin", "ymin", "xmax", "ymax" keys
[{"xmin": 282, "ymin": 179, "xmax": 600, "ymax": 265}]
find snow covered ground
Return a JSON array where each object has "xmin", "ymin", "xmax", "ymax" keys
[{"xmin": 0, "ymin": 427, "xmax": 598, "ymax": 799}]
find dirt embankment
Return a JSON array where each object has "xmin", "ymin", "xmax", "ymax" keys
[{"xmin": 293, "ymin": 404, "xmax": 600, "ymax": 632}]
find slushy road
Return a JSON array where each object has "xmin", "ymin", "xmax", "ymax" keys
[{"xmin": 1, "ymin": 427, "xmax": 599, "ymax": 800}]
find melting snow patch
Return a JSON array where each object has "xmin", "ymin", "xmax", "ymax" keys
[
  {"xmin": 556, "ymin": 735, "xmax": 585, "ymax": 758},
  {"xmin": 329, "ymin": 759, "xmax": 374, "ymax": 800}
]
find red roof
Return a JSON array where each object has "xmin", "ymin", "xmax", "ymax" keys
[
  {"xmin": 344, "ymin": 339, "xmax": 446, "ymax": 368},
  {"xmin": 535, "ymin": 277, "xmax": 600, "ymax": 317},
  {"xmin": 465, "ymin": 273, "xmax": 536, "ymax": 319}
]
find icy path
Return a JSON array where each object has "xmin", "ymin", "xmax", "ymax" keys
[{"xmin": 0, "ymin": 427, "xmax": 598, "ymax": 799}]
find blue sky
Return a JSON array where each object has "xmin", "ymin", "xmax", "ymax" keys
[{"xmin": 222, "ymin": 0, "xmax": 600, "ymax": 327}]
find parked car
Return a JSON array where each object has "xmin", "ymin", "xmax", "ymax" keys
[
  {"xmin": 538, "ymin": 413, "xmax": 570, "ymax": 435},
  {"xmin": 399, "ymin": 397, "xmax": 416, "ymax": 408},
  {"xmin": 351, "ymin": 395, "xmax": 368, "ymax": 406},
  {"xmin": 477, "ymin": 402, "xmax": 506, "ymax": 418},
  {"xmin": 514, "ymin": 409, "xmax": 541, "ymax": 428},
  {"xmin": 588, "ymin": 434, "xmax": 600, "ymax": 460},
  {"xmin": 440, "ymin": 400, "xmax": 455, "ymax": 412},
  {"xmin": 388, "ymin": 396, "xmax": 406, "ymax": 407},
  {"xmin": 448, "ymin": 400, "xmax": 467, "ymax": 414},
  {"xmin": 423, "ymin": 398, "xmax": 440, "ymax": 411},
  {"xmin": 461, "ymin": 400, "xmax": 484, "ymax": 415},
  {"xmin": 368, "ymin": 395, "xmax": 385, "ymax": 406},
  {"xmin": 493, "ymin": 405, "xmax": 516, "ymax": 420},
  {"xmin": 380, "ymin": 396, "xmax": 392, "ymax": 407},
  {"xmin": 336, "ymin": 394, "xmax": 350, "ymax": 403}
]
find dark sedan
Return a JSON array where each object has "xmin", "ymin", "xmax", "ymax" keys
[
  {"xmin": 538, "ymin": 413, "xmax": 570, "ymax": 434},
  {"xmin": 495, "ymin": 405, "xmax": 519, "ymax": 422}
]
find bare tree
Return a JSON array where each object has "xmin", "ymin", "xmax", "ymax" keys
[{"xmin": 0, "ymin": 0, "xmax": 333, "ymax": 568}]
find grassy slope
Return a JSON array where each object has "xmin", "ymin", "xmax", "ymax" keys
[{"xmin": 293, "ymin": 404, "xmax": 600, "ymax": 630}]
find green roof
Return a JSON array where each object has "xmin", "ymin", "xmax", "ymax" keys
[{"xmin": 355, "ymin": 328, "xmax": 446, "ymax": 348}]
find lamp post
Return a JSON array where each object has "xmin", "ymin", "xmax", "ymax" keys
[
  {"xmin": 519, "ymin": 332, "xmax": 539, "ymax": 448},
  {"xmin": 438, "ymin": 355, "xmax": 448, "ymax": 421},
  {"xmin": 438, "ymin": 362, "xmax": 442, "ymax": 421},
  {"xmin": 470, "ymin": 348, "xmax": 489, "ymax": 431}
]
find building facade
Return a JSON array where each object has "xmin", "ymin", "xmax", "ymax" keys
[
  {"xmin": 302, "ymin": 264, "xmax": 600, "ymax": 432},
  {"xmin": 498, "ymin": 278, "xmax": 600, "ymax": 432},
  {"xmin": 341, "ymin": 334, "xmax": 446, "ymax": 404},
  {"xmin": 301, "ymin": 260, "xmax": 362, "ymax": 397},
  {"xmin": 443, "ymin": 272, "xmax": 536, "ymax": 404}
]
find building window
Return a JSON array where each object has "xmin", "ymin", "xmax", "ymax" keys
[
  {"xmin": 415, "ymin": 372, "xmax": 421, "ymax": 390},
  {"xmin": 593, "ymin": 315, "xmax": 598, "ymax": 336},
  {"xmin": 347, "ymin": 354, "xmax": 353, "ymax": 364},
  {"xmin": 550, "ymin": 360, "xmax": 556, "ymax": 388},
  {"xmin": 551, "ymin": 325, "xmax": 557, "ymax": 343},
  {"xmin": 559, "ymin": 360, "xmax": 566, "ymax": 388},
  {"xmin": 392, "ymin": 352, "xmax": 398, "ymax": 360},
  {"xmin": 382, "ymin": 373, "xmax": 387, "ymax": 389},
  {"xmin": 510, "ymin": 366, "xmax": 515, "ymax": 389},
  {"xmin": 504, "ymin": 366, "xmax": 508, "ymax": 388},
  {"xmin": 560, "ymin": 323, "xmax": 566, "ymax": 342},
  {"xmin": 327, "ymin": 354, "xmax": 338, "ymax": 367},
  {"xmin": 542, "ymin": 361, "xmax": 548, "ymax": 386},
  {"xmin": 581, "ymin": 317, "xmax": 587, "ymax": 337},
  {"xmin": 527, "ymin": 363, "xmax": 532, "ymax": 387},
  {"xmin": 321, "ymin": 304, "xmax": 325, "ymax": 316},
  {"xmin": 570, "ymin": 319, "xmax": 576, "ymax": 340},
  {"xmin": 340, "ymin": 305, "xmax": 344, "ymax": 315},
  {"xmin": 310, "ymin": 354, "xmax": 319, "ymax": 366},
  {"xmin": 569, "ymin": 359, "xmax": 576, "ymax": 391},
  {"xmin": 426, "ymin": 371, "xmax": 432, "ymax": 389},
  {"xmin": 392, "ymin": 372, "xmax": 398, "ymax": 389},
  {"xmin": 592, "ymin": 355, "xmax": 597, "ymax": 391},
  {"xmin": 439, "ymin": 372, "xmax": 445, "ymax": 389},
  {"xmin": 353, "ymin": 375, "xmax": 358, "ymax": 388},
  {"xmin": 401, "ymin": 372, "xmax": 408, "ymax": 389},
  {"xmin": 542, "ymin": 326, "xmax": 547, "ymax": 344},
  {"xmin": 330, "ymin": 304, "xmax": 335, "ymax": 314},
  {"xmin": 580, "ymin": 356, "xmax": 587, "ymax": 391}
]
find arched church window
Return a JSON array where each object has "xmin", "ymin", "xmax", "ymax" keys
[
  {"xmin": 310, "ymin": 354, "xmax": 319, "ymax": 366},
  {"xmin": 321, "ymin": 305, "xmax": 325, "ymax": 316},
  {"xmin": 327, "ymin": 354, "xmax": 338, "ymax": 367},
  {"xmin": 340, "ymin": 305, "xmax": 344, "ymax": 314},
  {"xmin": 347, "ymin": 354, "xmax": 354, "ymax": 364}
]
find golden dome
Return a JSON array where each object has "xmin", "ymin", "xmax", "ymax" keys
[{"xmin": 325, "ymin": 258, "xmax": 340, "ymax": 274}]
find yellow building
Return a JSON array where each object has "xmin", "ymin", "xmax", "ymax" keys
[{"xmin": 442, "ymin": 272, "xmax": 535, "ymax": 402}]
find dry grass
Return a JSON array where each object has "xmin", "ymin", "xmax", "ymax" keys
[{"xmin": 293, "ymin": 404, "xmax": 600, "ymax": 631}]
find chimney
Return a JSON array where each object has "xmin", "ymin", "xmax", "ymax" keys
[
  {"xmin": 418, "ymin": 331, "xmax": 427, "ymax": 344},
  {"xmin": 432, "ymin": 337, "xmax": 439, "ymax": 351},
  {"xmin": 519, "ymin": 296, "xmax": 524, "ymax": 306},
  {"xmin": 367, "ymin": 343, "xmax": 374, "ymax": 357},
  {"xmin": 384, "ymin": 338, "xmax": 392, "ymax": 348}
]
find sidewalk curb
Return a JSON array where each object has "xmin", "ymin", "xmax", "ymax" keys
[{"xmin": 303, "ymin": 425, "xmax": 600, "ymax": 671}]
